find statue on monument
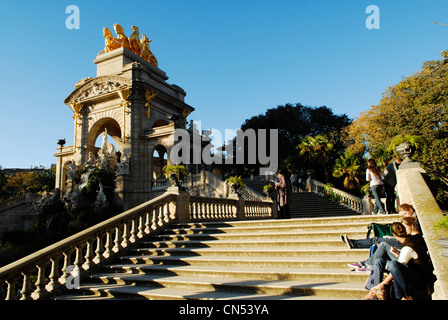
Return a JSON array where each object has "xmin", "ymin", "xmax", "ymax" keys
[
  {"xmin": 96, "ymin": 128, "xmax": 118, "ymax": 171},
  {"xmin": 98, "ymin": 27, "xmax": 121, "ymax": 55},
  {"xmin": 98, "ymin": 23, "xmax": 158, "ymax": 67}
]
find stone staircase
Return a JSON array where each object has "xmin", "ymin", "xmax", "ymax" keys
[
  {"xmin": 55, "ymin": 212, "xmax": 402, "ymax": 300},
  {"xmin": 289, "ymin": 192, "xmax": 361, "ymax": 218}
]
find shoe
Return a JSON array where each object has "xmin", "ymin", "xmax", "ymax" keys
[
  {"xmin": 341, "ymin": 234, "xmax": 353, "ymax": 249},
  {"xmin": 347, "ymin": 262, "xmax": 362, "ymax": 269},
  {"xmin": 356, "ymin": 266, "xmax": 372, "ymax": 272}
]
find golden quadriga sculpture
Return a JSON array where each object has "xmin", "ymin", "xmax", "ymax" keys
[{"xmin": 98, "ymin": 24, "xmax": 158, "ymax": 68}]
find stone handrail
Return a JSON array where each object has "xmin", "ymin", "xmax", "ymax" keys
[
  {"xmin": 0, "ymin": 190, "xmax": 275, "ymax": 300},
  {"xmin": 308, "ymin": 178, "xmax": 363, "ymax": 213},
  {"xmin": 0, "ymin": 192, "xmax": 177, "ymax": 300},
  {"xmin": 396, "ymin": 165, "xmax": 448, "ymax": 300}
]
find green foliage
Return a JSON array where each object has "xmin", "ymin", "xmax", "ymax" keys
[
  {"xmin": 263, "ymin": 183, "xmax": 273, "ymax": 193},
  {"xmin": 0, "ymin": 168, "xmax": 56, "ymax": 201},
  {"xmin": 345, "ymin": 50, "xmax": 448, "ymax": 209},
  {"xmin": 387, "ymin": 134, "xmax": 428, "ymax": 162},
  {"xmin": 229, "ymin": 103, "xmax": 351, "ymax": 178},
  {"xmin": 434, "ymin": 214, "xmax": 448, "ymax": 231},
  {"xmin": 226, "ymin": 175, "xmax": 246, "ymax": 192},
  {"xmin": 163, "ymin": 164, "xmax": 188, "ymax": 182},
  {"xmin": 332, "ymin": 150, "xmax": 361, "ymax": 190}
]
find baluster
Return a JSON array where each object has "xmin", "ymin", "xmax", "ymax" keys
[
  {"xmin": 129, "ymin": 218, "xmax": 137, "ymax": 243},
  {"xmin": 32, "ymin": 263, "xmax": 48, "ymax": 300},
  {"xmin": 103, "ymin": 231, "xmax": 113, "ymax": 259},
  {"xmin": 169, "ymin": 201, "xmax": 176, "ymax": 220},
  {"xmin": 163, "ymin": 203, "xmax": 169, "ymax": 223},
  {"xmin": 73, "ymin": 246, "xmax": 84, "ymax": 274},
  {"xmin": 122, "ymin": 221, "xmax": 130, "ymax": 248},
  {"xmin": 150, "ymin": 209, "xmax": 157, "ymax": 231},
  {"xmin": 46, "ymin": 257, "xmax": 60, "ymax": 293},
  {"xmin": 157, "ymin": 207, "xmax": 164, "ymax": 227},
  {"xmin": 59, "ymin": 250, "xmax": 71, "ymax": 285},
  {"xmin": 113, "ymin": 225, "xmax": 122, "ymax": 253},
  {"xmin": 145, "ymin": 211, "xmax": 152, "ymax": 233},
  {"xmin": 137, "ymin": 215, "xmax": 144, "ymax": 238},
  {"xmin": 94, "ymin": 235, "xmax": 104, "ymax": 264},
  {"xmin": 20, "ymin": 272, "xmax": 33, "ymax": 300},
  {"xmin": 5, "ymin": 277, "xmax": 18, "ymax": 300},
  {"xmin": 191, "ymin": 202, "xmax": 197, "ymax": 220},
  {"xmin": 83, "ymin": 240, "xmax": 94, "ymax": 271}
]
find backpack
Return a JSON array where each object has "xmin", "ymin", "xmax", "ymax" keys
[{"xmin": 366, "ymin": 223, "xmax": 393, "ymax": 238}]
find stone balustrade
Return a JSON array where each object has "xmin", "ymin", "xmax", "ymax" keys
[
  {"xmin": 0, "ymin": 190, "xmax": 275, "ymax": 300},
  {"xmin": 308, "ymin": 178, "xmax": 364, "ymax": 213}
]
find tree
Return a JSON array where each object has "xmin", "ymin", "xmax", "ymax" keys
[
  {"xmin": 297, "ymin": 134, "xmax": 334, "ymax": 181},
  {"xmin": 332, "ymin": 150, "xmax": 361, "ymax": 191},
  {"xmin": 344, "ymin": 50, "xmax": 448, "ymax": 208},
  {"xmin": 226, "ymin": 103, "xmax": 351, "ymax": 177}
]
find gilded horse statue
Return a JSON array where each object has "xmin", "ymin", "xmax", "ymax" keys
[{"xmin": 98, "ymin": 24, "xmax": 158, "ymax": 68}]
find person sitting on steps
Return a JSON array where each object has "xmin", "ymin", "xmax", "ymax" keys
[
  {"xmin": 341, "ymin": 203, "xmax": 418, "ymax": 272},
  {"xmin": 362, "ymin": 222, "xmax": 435, "ymax": 300}
]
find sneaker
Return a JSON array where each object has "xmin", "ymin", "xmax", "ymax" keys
[
  {"xmin": 356, "ymin": 266, "xmax": 372, "ymax": 273},
  {"xmin": 341, "ymin": 234, "xmax": 353, "ymax": 249},
  {"xmin": 347, "ymin": 262, "xmax": 362, "ymax": 269}
]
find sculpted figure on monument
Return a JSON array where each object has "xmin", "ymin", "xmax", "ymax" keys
[
  {"xmin": 140, "ymin": 34, "xmax": 158, "ymax": 67},
  {"xmin": 113, "ymin": 23, "xmax": 131, "ymax": 50},
  {"xmin": 129, "ymin": 26, "xmax": 142, "ymax": 56},
  {"xmin": 97, "ymin": 24, "xmax": 159, "ymax": 68},
  {"xmin": 98, "ymin": 27, "xmax": 120, "ymax": 55}
]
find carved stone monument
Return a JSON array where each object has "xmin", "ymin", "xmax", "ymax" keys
[{"xmin": 55, "ymin": 24, "xmax": 194, "ymax": 210}]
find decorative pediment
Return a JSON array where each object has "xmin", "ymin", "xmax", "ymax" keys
[{"xmin": 64, "ymin": 75, "xmax": 132, "ymax": 106}]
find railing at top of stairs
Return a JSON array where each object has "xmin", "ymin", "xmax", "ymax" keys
[
  {"xmin": 306, "ymin": 178, "xmax": 364, "ymax": 213},
  {"xmin": 0, "ymin": 189, "xmax": 275, "ymax": 300}
]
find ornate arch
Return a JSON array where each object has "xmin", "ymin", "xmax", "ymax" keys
[
  {"xmin": 87, "ymin": 117, "xmax": 122, "ymax": 149},
  {"xmin": 64, "ymin": 75, "xmax": 132, "ymax": 106}
]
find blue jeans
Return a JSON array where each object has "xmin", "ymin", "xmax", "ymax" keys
[
  {"xmin": 363, "ymin": 241, "xmax": 398, "ymax": 267},
  {"xmin": 351, "ymin": 236, "xmax": 401, "ymax": 249},
  {"xmin": 371, "ymin": 185, "xmax": 386, "ymax": 214}
]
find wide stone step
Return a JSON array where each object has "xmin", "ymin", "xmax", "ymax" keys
[
  {"xmin": 164, "ymin": 221, "xmax": 373, "ymax": 235},
  {"xmin": 53, "ymin": 211, "xmax": 402, "ymax": 300},
  {"xmin": 130, "ymin": 247, "xmax": 369, "ymax": 259},
  {"xmin": 150, "ymin": 230, "xmax": 369, "ymax": 242},
  {"xmin": 100, "ymin": 264, "xmax": 371, "ymax": 283},
  {"xmin": 139, "ymin": 239, "xmax": 351, "ymax": 249},
  {"xmin": 172, "ymin": 214, "xmax": 401, "ymax": 229},
  {"xmin": 115, "ymin": 255, "xmax": 363, "ymax": 269},
  {"xmin": 61, "ymin": 273, "xmax": 367, "ymax": 300}
]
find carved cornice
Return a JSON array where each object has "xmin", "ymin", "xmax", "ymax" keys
[{"xmin": 64, "ymin": 75, "xmax": 132, "ymax": 106}]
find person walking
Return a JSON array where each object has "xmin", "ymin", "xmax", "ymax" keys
[{"xmin": 366, "ymin": 158, "xmax": 386, "ymax": 215}]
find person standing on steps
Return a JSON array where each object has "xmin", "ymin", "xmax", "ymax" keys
[
  {"xmin": 383, "ymin": 156, "xmax": 402, "ymax": 214},
  {"xmin": 366, "ymin": 158, "xmax": 386, "ymax": 215},
  {"xmin": 275, "ymin": 169, "xmax": 291, "ymax": 219}
]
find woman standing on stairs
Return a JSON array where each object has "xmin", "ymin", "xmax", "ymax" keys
[
  {"xmin": 366, "ymin": 159, "xmax": 386, "ymax": 215},
  {"xmin": 275, "ymin": 170, "xmax": 291, "ymax": 219}
]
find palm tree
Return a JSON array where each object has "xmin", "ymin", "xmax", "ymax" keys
[
  {"xmin": 297, "ymin": 134, "xmax": 334, "ymax": 181},
  {"xmin": 332, "ymin": 150, "xmax": 361, "ymax": 190}
]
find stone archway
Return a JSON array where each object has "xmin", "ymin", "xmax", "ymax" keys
[
  {"xmin": 152, "ymin": 145, "xmax": 168, "ymax": 180},
  {"xmin": 87, "ymin": 117, "xmax": 123, "ymax": 159}
]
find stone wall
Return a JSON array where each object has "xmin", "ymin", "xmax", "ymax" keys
[
  {"xmin": 397, "ymin": 164, "xmax": 448, "ymax": 300},
  {"xmin": 0, "ymin": 194, "xmax": 37, "ymax": 233}
]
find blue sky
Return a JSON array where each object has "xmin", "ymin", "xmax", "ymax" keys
[{"xmin": 0, "ymin": 0, "xmax": 446, "ymax": 168}]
